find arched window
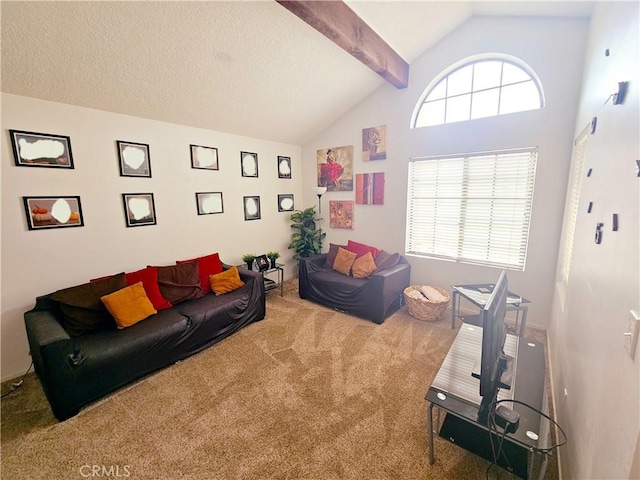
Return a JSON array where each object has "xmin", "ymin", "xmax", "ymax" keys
[{"xmin": 411, "ymin": 54, "xmax": 544, "ymax": 127}]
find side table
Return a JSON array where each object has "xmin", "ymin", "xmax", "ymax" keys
[
  {"xmin": 238, "ymin": 263, "xmax": 284, "ymax": 296},
  {"xmin": 451, "ymin": 283, "xmax": 530, "ymax": 336}
]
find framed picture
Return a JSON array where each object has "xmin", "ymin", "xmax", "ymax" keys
[
  {"xmin": 117, "ymin": 141, "xmax": 151, "ymax": 178},
  {"xmin": 196, "ymin": 192, "xmax": 224, "ymax": 215},
  {"xmin": 23, "ymin": 196, "xmax": 83, "ymax": 230},
  {"xmin": 190, "ymin": 144, "xmax": 219, "ymax": 170},
  {"xmin": 356, "ymin": 172, "xmax": 385, "ymax": 205},
  {"xmin": 277, "ymin": 194, "xmax": 295, "ymax": 212},
  {"xmin": 277, "ymin": 156, "xmax": 292, "ymax": 179},
  {"xmin": 362, "ymin": 125, "xmax": 387, "ymax": 161},
  {"xmin": 122, "ymin": 193, "xmax": 156, "ymax": 227},
  {"xmin": 255, "ymin": 254, "xmax": 269, "ymax": 272},
  {"xmin": 317, "ymin": 145, "xmax": 353, "ymax": 191},
  {"xmin": 243, "ymin": 196, "xmax": 261, "ymax": 221},
  {"xmin": 10, "ymin": 130, "xmax": 74, "ymax": 169},
  {"xmin": 329, "ymin": 200, "xmax": 354, "ymax": 229},
  {"xmin": 241, "ymin": 151, "xmax": 258, "ymax": 177}
]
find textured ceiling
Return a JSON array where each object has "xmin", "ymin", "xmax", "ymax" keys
[{"xmin": 1, "ymin": 1, "xmax": 594, "ymax": 145}]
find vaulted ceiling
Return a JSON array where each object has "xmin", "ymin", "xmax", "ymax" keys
[{"xmin": 1, "ymin": 1, "xmax": 593, "ymax": 145}]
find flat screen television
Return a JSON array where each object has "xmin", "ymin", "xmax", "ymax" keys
[{"xmin": 472, "ymin": 270, "xmax": 515, "ymax": 424}]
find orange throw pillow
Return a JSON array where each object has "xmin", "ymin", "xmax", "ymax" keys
[
  {"xmin": 351, "ymin": 252, "xmax": 377, "ymax": 279},
  {"xmin": 332, "ymin": 247, "xmax": 357, "ymax": 276},
  {"xmin": 209, "ymin": 266, "xmax": 245, "ymax": 295},
  {"xmin": 101, "ymin": 282, "xmax": 157, "ymax": 329}
]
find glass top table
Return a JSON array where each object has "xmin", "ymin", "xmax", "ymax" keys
[{"xmin": 451, "ymin": 283, "xmax": 530, "ymax": 336}]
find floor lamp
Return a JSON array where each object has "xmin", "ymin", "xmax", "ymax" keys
[{"xmin": 315, "ymin": 186, "xmax": 327, "ymax": 213}]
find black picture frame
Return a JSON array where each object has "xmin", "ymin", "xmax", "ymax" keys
[
  {"xmin": 122, "ymin": 193, "xmax": 156, "ymax": 227},
  {"xmin": 10, "ymin": 130, "xmax": 74, "ymax": 169},
  {"xmin": 241, "ymin": 151, "xmax": 258, "ymax": 178},
  {"xmin": 255, "ymin": 254, "xmax": 269, "ymax": 272},
  {"xmin": 117, "ymin": 141, "xmax": 151, "ymax": 178},
  {"xmin": 190, "ymin": 144, "xmax": 219, "ymax": 170},
  {"xmin": 277, "ymin": 156, "xmax": 291, "ymax": 179},
  {"xmin": 23, "ymin": 196, "xmax": 84, "ymax": 230},
  {"xmin": 195, "ymin": 192, "xmax": 224, "ymax": 215},
  {"xmin": 277, "ymin": 194, "xmax": 295, "ymax": 212},
  {"xmin": 243, "ymin": 196, "xmax": 261, "ymax": 221}
]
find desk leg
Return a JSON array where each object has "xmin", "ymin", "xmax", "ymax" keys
[
  {"xmin": 278, "ymin": 267, "xmax": 284, "ymax": 297},
  {"xmin": 520, "ymin": 306, "xmax": 528, "ymax": 336},
  {"xmin": 451, "ymin": 291, "xmax": 458, "ymax": 330},
  {"xmin": 427, "ymin": 402, "xmax": 436, "ymax": 464}
]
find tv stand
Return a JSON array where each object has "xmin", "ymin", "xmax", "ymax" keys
[{"xmin": 425, "ymin": 325, "xmax": 549, "ymax": 480}]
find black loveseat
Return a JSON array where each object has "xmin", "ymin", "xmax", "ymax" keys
[
  {"xmin": 24, "ymin": 263, "xmax": 265, "ymax": 421},
  {"xmin": 298, "ymin": 252, "xmax": 411, "ymax": 324}
]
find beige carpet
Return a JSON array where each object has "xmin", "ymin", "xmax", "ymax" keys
[{"xmin": 1, "ymin": 280, "xmax": 559, "ymax": 479}]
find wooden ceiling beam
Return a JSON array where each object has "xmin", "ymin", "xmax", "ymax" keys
[{"xmin": 276, "ymin": 0, "xmax": 409, "ymax": 89}]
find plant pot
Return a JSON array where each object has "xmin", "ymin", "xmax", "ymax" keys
[
  {"xmin": 246, "ymin": 261, "xmax": 253, "ymax": 270},
  {"xmin": 270, "ymin": 259, "xmax": 277, "ymax": 269}
]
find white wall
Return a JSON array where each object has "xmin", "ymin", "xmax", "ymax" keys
[
  {"xmin": 549, "ymin": 2, "xmax": 640, "ymax": 479},
  {"xmin": 302, "ymin": 16, "xmax": 590, "ymax": 331},
  {"xmin": 1, "ymin": 94, "xmax": 302, "ymax": 380}
]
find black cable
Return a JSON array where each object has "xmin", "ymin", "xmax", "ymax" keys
[
  {"xmin": 1, "ymin": 362, "xmax": 33, "ymax": 398},
  {"xmin": 485, "ymin": 398, "xmax": 515, "ymax": 480},
  {"xmin": 493, "ymin": 398, "xmax": 568, "ymax": 453}
]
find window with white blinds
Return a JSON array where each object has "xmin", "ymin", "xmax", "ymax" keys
[{"xmin": 406, "ymin": 148, "xmax": 538, "ymax": 270}]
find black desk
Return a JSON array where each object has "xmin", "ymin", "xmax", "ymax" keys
[{"xmin": 426, "ymin": 325, "xmax": 549, "ymax": 480}]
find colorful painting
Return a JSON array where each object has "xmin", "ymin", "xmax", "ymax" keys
[
  {"xmin": 317, "ymin": 145, "xmax": 353, "ymax": 192},
  {"xmin": 362, "ymin": 125, "xmax": 387, "ymax": 161},
  {"xmin": 23, "ymin": 196, "xmax": 83, "ymax": 230},
  {"xmin": 356, "ymin": 172, "xmax": 385, "ymax": 205},
  {"xmin": 10, "ymin": 130, "xmax": 74, "ymax": 169},
  {"xmin": 329, "ymin": 200, "xmax": 354, "ymax": 229}
]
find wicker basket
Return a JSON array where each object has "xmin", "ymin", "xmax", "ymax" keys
[{"xmin": 404, "ymin": 286, "xmax": 451, "ymax": 322}]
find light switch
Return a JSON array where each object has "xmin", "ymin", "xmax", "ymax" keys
[{"xmin": 624, "ymin": 310, "xmax": 640, "ymax": 358}]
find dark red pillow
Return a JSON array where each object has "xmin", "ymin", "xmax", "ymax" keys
[
  {"xmin": 177, "ymin": 252, "xmax": 223, "ymax": 293},
  {"xmin": 154, "ymin": 262, "xmax": 205, "ymax": 305},
  {"xmin": 324, "ymin": 243, "xmax": 347, "ymax": 269},
  {"xmin": 373, "ymin": 250, "xmax": 400, "ymax": 273},
  {"xmin": 347, "ymin": 240, "xmax": 381, "ymax": 259},
  {"xmin": 125, "ymin": 267, "xmax": 172, "ymax": 311}
]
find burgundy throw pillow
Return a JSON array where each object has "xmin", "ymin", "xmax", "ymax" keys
[
  {"xmin": 154, "ymin": 262, "xmax": 205, "ymax": 305},
  {"xmin": 125, "ymin": 267, "xmax": 172, "ymax": 311},
  {"xmin": 347, "ymin": 240, "xmax": 381, "ymax": 259},
  {"xmin": 373, "ymin": 250, "xmax": 401, "ymax": 273},
  {"xmin": 324, "ymin": 243, "xmax": 347, "ymax": 269},
  {"xmin": 177, "ymin": 252, "xmax": 223, "ymax": 293}
]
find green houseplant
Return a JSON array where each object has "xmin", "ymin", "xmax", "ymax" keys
[
  {"xmin": 288, "ymin": 207, "xmax": 326, "ymax": 260},
  {"xmin": 266, "ymin": 251, "xmax": 280, "ymax": 268},
  {"xmin": 242, "ymin": 253, "xmax": 256, "ymax": 270}
]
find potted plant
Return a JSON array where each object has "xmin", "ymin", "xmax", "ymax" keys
[
  {"xmin": 266, "ymin": 251, "xmax": 280, "ymax": 269},
  {"xmin": 288, "ymin": 207, "xmax": 326, "ymax": 260},
  {"xmin": 242, "ymin": 253, "xmax": 256, "ymax": 270}
]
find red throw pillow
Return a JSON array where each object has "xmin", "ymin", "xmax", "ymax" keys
[
  {"xmin": 125, "ymin": 266, "xmax": 172, "ymax": 311},
  {"xmin": 347, "ymin": 240, "xmax": 381, "ymax": 259},
  {"xmin": 177, "ymin": 252, "xmax": 223, "ymax": 293}
]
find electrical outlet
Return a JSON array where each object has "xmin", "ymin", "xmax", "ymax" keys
[{"xmin": 624, "ymin": 310, "xmax": 640, "ymax": 358}]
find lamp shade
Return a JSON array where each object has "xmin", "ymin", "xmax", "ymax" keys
[{"xmin": 315, "ymin": 186, "xmax": 328, "ymax": 196}]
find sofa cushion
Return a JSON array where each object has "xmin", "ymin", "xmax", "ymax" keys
[
  {"xmin": 101, "ymin": 282, "xmax": 157, "ymax": 329},
  {"xmin": 351, "ymin": 252, "xmax": 377, "ymax": 279},
  {"xmin": 125, "ymin": 267, "xmax": 172, "ymax": 311},
  {"xmin": 324, "ymin": 243, "xmax": 347, "ymax": 269},
  {"xmin": 51, "ymin": 273, "xmax": 127, "ymax": 336},
  {"xmin": 155, "ymin": 262, "xmax": 205, "ymax": 305},
  {"xmin": 177, "ymin": 252, "xmax": 223, "ymax": 293},
  {"xmin": 373, "ymin": 250, "xmax": 401, "ymax": 273},
  {"xmin": 333, "ymin": 247, "xmax": 357, "ymax": 276},
  {"xmin": 347, "ymin": 240, "xmax": 381, "ymax": 259},
  {"xmin": 209, "ymin": 266, "xmax": 245, "ymax": 295}
]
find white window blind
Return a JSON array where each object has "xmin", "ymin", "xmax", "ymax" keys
[
  {"xmin": 557, "ymin": 128, "xmax": 588, "ymax": 285},
  {"xmin": 406, "ymin": 148, "xmax": 538, "ymax": 271}
]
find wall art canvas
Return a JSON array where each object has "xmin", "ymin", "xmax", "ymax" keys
[
  {"xmin": 277, "ymin": 194, "xmax": 294, "ymax": 212},
  {"xmin": 241, "ymin": 151, "xmax": 259, "ymax": 177},
  {"xmin": 118, "ymin": 141, "xmax": 151, "ymax": 177},
  {"xmin": 278, "ymin": 156, "xmax": 292, "ymax": 179},
  {"xmin": 317, "ymin": 145, "xmax": 353, "ymax": 192},
  {"xmin": 191, "ymin": 145, "xmax": 219, "ymax": 170},
  {"xmin": 356, "ymin": 172, "xmax": 385, "ymax": 205},
  {"xmin": 122, "ymin": 193, "xmax": 156, "ymax": 227},
  {"xmin": 243, "ymin": 196, "xmax": 261, "ymax": 220},
  {"xmin": 329, "ymin": 200, "xmax": 354, "ymax": 229},
  {"xmin": 10, "ymin": 130, "xmax": 74, "ymax": 169},
  {"xmin": 23, "ymin": 196, "xmax": 83, "ymax": 230},
  {"xmin": 362, "ymin": 125, "xmax": 387, "ymax": 161},
  {"xmin": 196, "ymin": 192, "xmax": 223, "ymax": 215}
]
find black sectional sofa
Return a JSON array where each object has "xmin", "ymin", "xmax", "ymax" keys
[{"xmin": 24, "ymin": 263, "xmax": 265, "ymax": 421}]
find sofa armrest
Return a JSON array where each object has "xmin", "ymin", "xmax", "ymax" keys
[
  {"xmin": 367, "ymin": 261, "xmax": 412, "ymax": 323},
  {"xmin": 298, "ymin": 254, "xmax": 327, "ymax": 299}
]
